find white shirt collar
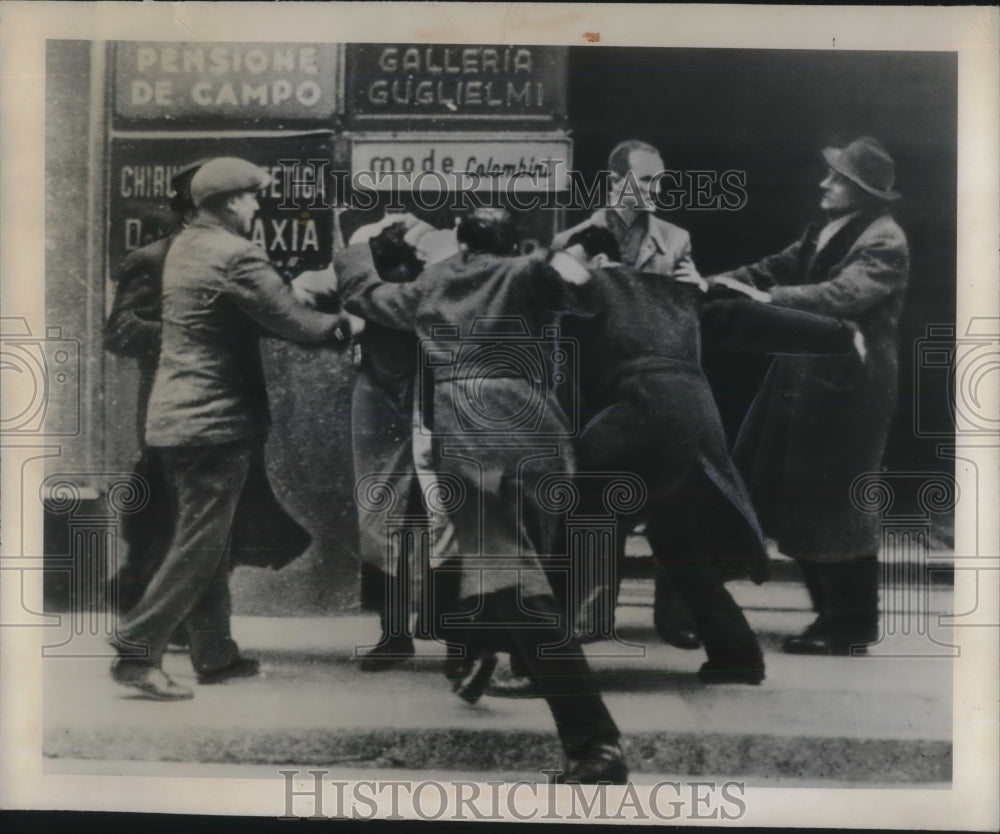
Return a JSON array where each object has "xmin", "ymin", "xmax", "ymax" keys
[{"xmin": 816, "ymin": 211, "xmax": 862, "ymax": 252}]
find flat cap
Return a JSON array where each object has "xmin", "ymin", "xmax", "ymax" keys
[{"xmin": 190, "ymin": 157, "xmax": 272, "ymax": 207}]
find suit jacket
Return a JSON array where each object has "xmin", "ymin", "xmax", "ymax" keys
[
  {"xmin": 552, "ymin": 209, "xmax": 691, "ymax": 275},
  {"xmin": 105, "ymin": 226, "xmax": 315, "ymax": 573},
  {"xmin": 721, "ymin": 210, "xmax": 910, "ymax": 561},
  {"xmin": 146, "ymin": 211, "xmax": 347, "ymax": 447}
]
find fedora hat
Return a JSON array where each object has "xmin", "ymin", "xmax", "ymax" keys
[{"xmin": 822, "ymin": 136, "xmax": 900, "ymax": 201}]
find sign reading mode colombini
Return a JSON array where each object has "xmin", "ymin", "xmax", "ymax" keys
[{"xmin": 113, "ymin": 42, "xmax": 340, "ymax": 122}]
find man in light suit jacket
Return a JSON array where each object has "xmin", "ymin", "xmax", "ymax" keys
[
  {"xmin": 553, "ymin": 139, "xmax": 694, "ymax": 277},
  {"xmin": 552, "ymin": 139, "xmax": 702, "ymax": 649},
  {"xmin": 710, "ymin": 136, "xmax": 910, "ymax": 656}
]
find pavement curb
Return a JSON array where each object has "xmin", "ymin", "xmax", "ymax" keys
[{"xmin": 43, "ymin": 726, "xmax": 951, "ymax": 784}]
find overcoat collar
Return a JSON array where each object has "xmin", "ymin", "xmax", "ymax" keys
[{"xmin": 800, "ymin": 208, "xmax": 889, "ymax": 283}]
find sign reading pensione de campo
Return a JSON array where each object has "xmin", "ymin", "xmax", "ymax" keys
[
  {"xmin": 346, "ymin": 44, "xmax": 567, "ymax": 123},
  {"xmin": 113, "ymin": 42, "xmax": 340, "ymax": 122}
]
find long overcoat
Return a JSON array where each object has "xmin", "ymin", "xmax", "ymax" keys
[
  {"xmin": 720, "ymin": 210, "xmax": 910, "ymax": 562},
  {"xmin": 352, "ymin": 306, "xmax": 427, "ymax": 612},
  {"xmin": 337, "ymin": 244, "xmax": 582, "ymax": 611},
  {"xmin": 567, "ymin": 270, "xmax": 758, "ymax": 585}
]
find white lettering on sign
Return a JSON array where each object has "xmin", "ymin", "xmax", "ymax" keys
[
  {"xmin": 115, "ymin": 42, "xmax": 337, "ymax": 120},
  {"xmin": 376, "ymin": 46, "xmax": 533, "ymax": 75},
  {"xmin": 250, "ymin": 217, "xmax": 321, "ymax": 253},
  {"xmin": 351, "ymin": 139, "xmax": 570, "ymax": 191},
  {"xmin": 134, "ymin": 45, "xmax": 320, "ymax": 76},
  {"xmin": 118, "ymin": 161, "xmax": 328, "ymax": 206},
  {"xmin": 358, "ymin": 45, "xmax": 551, "ymax": 114}
]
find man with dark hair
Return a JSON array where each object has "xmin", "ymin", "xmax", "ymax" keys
[
  {"xmin": 109, "ymin": 157, "xmax": 352, "ymax": 701},
  {"xmin": 336, "ymin": 207, "xmax": 627, "ymax": 785},
  {"xmin": 554, "ymin": 224, "xmax": 766, "ymax": 683},
  {"xmin": 710, "ymin": 136, "xmax": 910, "ymax": 656}
]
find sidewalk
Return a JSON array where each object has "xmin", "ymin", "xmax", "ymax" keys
[{"xmin": 43, "ymin": 579, "xmax": 954, "ymax": 784}]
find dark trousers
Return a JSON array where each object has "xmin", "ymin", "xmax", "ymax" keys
[
  {"xmin": 645, "ymin": 476, "xmax": 762, "ymax": 666},
  {"xmin": 797, "ymin": 555, "xmax": 880, "ymax": 642},
  {"xmin": 112, "ymin": 439, "xmax": 254, "ymax": 674},
  {"xmin": 114, "ymin": 448, "xmax": 175, "ymax": 614},
  {"xmin": 472, "ymin": 590, "xmax": 620, "ymax": 758},
  {"xmin": 575, "ymin": 393, "xmax": 759, "ymax": 662}
]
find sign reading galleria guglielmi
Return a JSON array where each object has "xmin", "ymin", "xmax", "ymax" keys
[{"xmin": 346, "ymin": 44, "xmax": 567, "ymax": 124}]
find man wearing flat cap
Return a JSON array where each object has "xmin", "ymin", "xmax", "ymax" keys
[
  {"xmin": 709, "ymin": 136, "xmax": 910, "ymax": 656},
  {"xmin": 110, "ymin": 157, "xmax": 352, "ymax": 700},
  {"xmin": 104, "ymin": 159, "xmax": 206, "ymax": 620}
]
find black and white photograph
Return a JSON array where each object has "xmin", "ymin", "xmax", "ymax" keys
[{"xmin": 1, "ymin": 2, "xmax": 997, "ymax": 828}]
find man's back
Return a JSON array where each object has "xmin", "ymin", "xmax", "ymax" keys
[
  {"xmin": 411, "ymin": 251, "xmax": 562, "ymax": 339},
  {"xmin": 565, "ymin": 264, "xmax": 703, "ymax": 407},
  {"xmin": 146, "ymin": 215, "xmax": 272, "ymax": 447}
]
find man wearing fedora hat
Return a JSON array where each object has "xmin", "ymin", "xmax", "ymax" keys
[
  {"xmin": 109, "ymin": 157, "xmax": 352, "ymax": 700},
  {"xmin": 709, "ymin": 136, "xmax": 910, "ymax": 656}
]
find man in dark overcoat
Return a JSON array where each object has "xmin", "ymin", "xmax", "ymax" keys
[
  {"xmin": 545, "ymin": 226, "xmax": 864, "ymax": 685},
  {"xmin": 710, "ymin": 136, "xmax": 910, "ymax": 655},
  {"xmin": 109, "ymin": 157, "xmax": 351, "ymax": 700},
  {"xmin": 336, "ymin": 208, "xmax": 627, "ymax": 785}
]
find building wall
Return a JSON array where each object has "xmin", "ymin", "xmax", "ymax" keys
[{"xmin": 45, "ymin": 41, "xmax": 100, "ymax": 475}]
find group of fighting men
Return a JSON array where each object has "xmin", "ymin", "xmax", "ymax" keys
[{"xmin": 105, "ymin": 136, "xmax": 910, "ymax": 784}]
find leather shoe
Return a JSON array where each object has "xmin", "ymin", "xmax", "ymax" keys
[
  {"xmin": 110, "ymin": 659, "xmax": 193, "ymax": 701},
  {"xmin": 449, "ymin": 652, "xmax": 498, "ymax": 705},
  {"xmin": 485, "ymin": 674, "xmax": 541, "ymax": 699},
  {"xmin": 655, "ymin": 624, "xmax": 702, "ymax": 650},
  {"xmin": 783, "ymin": 634, "xmax": 870, "ymax": 656},
  {"xmin": 553, "ymin": 742, "xmax": 629, "ymax": 785},
  {"xmin": 197, "ymin": 657, "xmax": 260, "ymax": 685},
  {"xmin": 697, "ymin": 660, "xmax": 765, "ymax": 685},
  {"xmin": 359, "ymin": 637, "xmax": 415, "ymax": 672}
]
